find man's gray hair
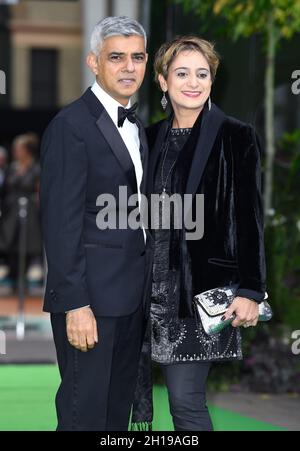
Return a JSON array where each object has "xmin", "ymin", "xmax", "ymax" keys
[{"xmin": 90, "ymin": 16, "xmax": 147, "ymax": 55}]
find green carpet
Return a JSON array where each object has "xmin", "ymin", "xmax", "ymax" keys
[{"xmin": 0, "ymin": 365, "xmax": 284, "ymax": 431}]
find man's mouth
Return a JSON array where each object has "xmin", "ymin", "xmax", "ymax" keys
[{"xmin": 119, "ymin": 79, "xmax": 136, "ymax": 86}]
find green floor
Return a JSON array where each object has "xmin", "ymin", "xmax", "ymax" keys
[{"xmin": 0, "ymin": 365, "xmax": 284, "ymax": 431}]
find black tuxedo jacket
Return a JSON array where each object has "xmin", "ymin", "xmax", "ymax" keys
[
  {"xmin": 147, "ymin": 103, "xmax": 266, "ymax": 303},
  {"xmin": 40, "ymin": 88, "xmax": 149, "ymax": 316}
]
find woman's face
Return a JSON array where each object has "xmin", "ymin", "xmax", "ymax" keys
[{"xmin": 159, "ymin": 50, "xmax": 212, "ymax": 113}]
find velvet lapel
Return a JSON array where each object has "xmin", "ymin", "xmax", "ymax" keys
[
  {"xmin": 147, "ymin": 105, "xmax": 226, "ymax": 197},
  {"xmin": 82, "ymin": 88, "xmax": 138, "ymax": 194},
  {"xmin": 147, "ymin": 118, "xmax": 170, "ymax": 196},
  {"xmin": 185, "ymin": 104, "xmax": 226, "ymax": 212}
]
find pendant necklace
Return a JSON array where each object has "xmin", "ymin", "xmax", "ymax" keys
[
  {"xmin": 159, "ymin": 133, "xmax": 180, "ymax": 226},
  {"xmin": 160, "ymin": 142, "xmax": 178, "ymax": 199}
]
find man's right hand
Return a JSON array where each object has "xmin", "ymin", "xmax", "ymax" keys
[{"xmin": 66, "ymin": 306, "xmax": 98, "ymax": 352}]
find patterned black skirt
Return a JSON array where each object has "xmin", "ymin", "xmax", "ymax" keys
[{"xmin": 150, "ymin": 234, "xmax": 243, "ymax": 364}]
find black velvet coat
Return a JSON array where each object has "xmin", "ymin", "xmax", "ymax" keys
[{"xmin": 146, "ymin": 103, "xmax": 266, "ymax": 305}]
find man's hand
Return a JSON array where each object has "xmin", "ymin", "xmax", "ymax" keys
[
  {"xmin": 66, "ymin": 306, "xmax": 98, "ymax": 352},
  {"xmin": 222, "ymin": 296, "xmax": 259, "ymax": 328}
]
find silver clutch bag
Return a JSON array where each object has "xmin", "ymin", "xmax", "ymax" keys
[{"xmin": 193, "ymin": 284, "xmax": 273, "ymax": 335}]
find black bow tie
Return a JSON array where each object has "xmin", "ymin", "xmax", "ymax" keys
[{"xmin": 117, "ymin": 102, "xmax": 138, "ymax": 128}]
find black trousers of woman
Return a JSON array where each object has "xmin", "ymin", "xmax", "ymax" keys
[{"xmin": 160, "ymin": 362, "xmax": 213, "ymax": 431}]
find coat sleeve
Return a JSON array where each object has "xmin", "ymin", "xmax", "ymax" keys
[
  {"xmin": 40, "ymin": 116, "xmax": 90, "ymax": 312},
  {"xmin": 233, "ymin": 124, "xmax": 267, "ymax": 303}
]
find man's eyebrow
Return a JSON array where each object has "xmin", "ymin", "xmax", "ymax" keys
[
  {"xmin": 108, "ymin": 52, "xmax": 125, "ymax": 56},
  {"xmin": 108, "ymin": 52, "xmax": 146, "ymax": 57}
]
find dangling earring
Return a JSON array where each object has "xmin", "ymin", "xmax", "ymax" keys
[
  {"xmin": 161, "ymin": 92, "xmax": 168, "ymax": 110},
  {"xmin": 208, "ymin": 96, "xmax": 211, "ymax": 111}
]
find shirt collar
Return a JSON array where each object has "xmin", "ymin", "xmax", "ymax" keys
[{"xmin": 91, "ymin": 81, "xmax": 131, "ymax": 126}]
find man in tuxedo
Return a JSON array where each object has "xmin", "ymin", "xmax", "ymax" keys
[{"xmin": 40, "ymin": 16, "xmax": 151, "ymax": 431}]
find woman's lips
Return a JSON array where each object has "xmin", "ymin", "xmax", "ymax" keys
[{"xmin": 182, "ymin": 91, "xmax": 201, "ymax": 98}]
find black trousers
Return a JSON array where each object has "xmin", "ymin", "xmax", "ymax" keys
[
  {"xmin": 161, "ymin": 362, "xmax": 213, "ymax": 431},
  {"xmin": 50, "ymin": 303, "xmax": 144, "ymax": 431}
]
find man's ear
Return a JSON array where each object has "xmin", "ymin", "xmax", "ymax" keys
[
  {"xmin": 86, "ymin": 52, "xmax": 98, "ymax": 75},
  {"xmin": 158, "ymin": 74, "xmax": 167, "ymax": 93}
]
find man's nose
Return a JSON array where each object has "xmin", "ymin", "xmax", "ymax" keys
[{"xmin": 123, "ymin": 58, "xmax": 135, "ymax": 72}]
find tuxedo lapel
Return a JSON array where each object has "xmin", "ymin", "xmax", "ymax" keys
[
  {"xmin": 82, "ymin": 88, "xmax": 137, "ymax": 193},
  {"xmin": 96, "ymin": 110, "xmax": 137, "ymax": 193},
  {"xmin": 136, "ymin": 116, "xmax": 149, "ymax": 196}
]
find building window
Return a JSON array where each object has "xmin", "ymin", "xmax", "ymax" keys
[{"xmin": 30, "ymin": 49, "xmax": 57, "ymax": 108}]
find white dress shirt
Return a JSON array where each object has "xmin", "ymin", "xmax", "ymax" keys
[{"xmin": 91, "ymin": 81, "xmax": 143, "ymax": 201}]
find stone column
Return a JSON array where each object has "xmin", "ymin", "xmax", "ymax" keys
[
  {"xmin": 81, "ymin": 0, "xmax": 108, "ymax": 90},
  {"xmin": 112, "ymin": 0, "xmax": 139, "ymax": 18}
]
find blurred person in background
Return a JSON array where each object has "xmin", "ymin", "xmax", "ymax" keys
[
  {"xmin": 0, "ymin": 145, "xmax": 8, "ymax": 218},
  {"xmin": 0, "ymin": 133, "xmax": 43, "ymax": 287},
  {"xmin": 0, "ymin": 145, "xmax": 8, "ymax": 280},
  {"xmin": 0, "ymin": 146, "xmax": 7, "ymax": 194}
]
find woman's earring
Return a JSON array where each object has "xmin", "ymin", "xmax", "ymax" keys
[
  {"xmin": 161, "ymin": 92, "xmax": 168, "ymax": 110},
  {"xmin": 208, "ymin": 96, "xmax": 211, "ymax": 111}
]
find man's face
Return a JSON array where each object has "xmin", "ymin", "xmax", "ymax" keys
[{"xmin": 87, "ymin": 35, "xmax": 148, "ymax": 106}]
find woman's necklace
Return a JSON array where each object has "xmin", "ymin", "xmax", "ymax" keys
[
  {"xmin": 160, "ymin": 141, "xmax": 178, "ymax": 200},
  {"xmin": 158, "ymin": 128, "xmax": 192, "ymax": 230},
  {"xmin": 160, "ymin": 128, "xmax": 192, "ymax": 199},
  {"xmin": 159, "ymin": 140, "xmax": 179, "ymax": 227}
]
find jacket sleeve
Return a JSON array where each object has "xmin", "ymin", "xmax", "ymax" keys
[
  {"xmin": 40, "ymin": 116, "xmax": 90, "ymax": 312},
  {"xmin": 233, "ymin": 124, "xmax": 267, "ymax": 303}
]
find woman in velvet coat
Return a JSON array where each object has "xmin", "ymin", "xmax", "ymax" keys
[{"xmin": 145, "ymin": 36, "xmax": 267, "ymax": 431}]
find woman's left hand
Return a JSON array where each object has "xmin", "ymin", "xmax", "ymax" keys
[{"xmin": 222, "ymin": 297, "xmax": 259, "ymax": 328}]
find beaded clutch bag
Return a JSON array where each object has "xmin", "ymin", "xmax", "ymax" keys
[{"xmin": 193, "ymin": 285, "xmax": 272, "ymax": 335}]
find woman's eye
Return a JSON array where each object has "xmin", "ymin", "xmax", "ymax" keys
[
  {"xmin": 177, "ymin": 72, "xmax": 187, "ymax": 78},
  {"xmin": 198, "ymin": 72, "xmax": 208, "ymax": 78}
]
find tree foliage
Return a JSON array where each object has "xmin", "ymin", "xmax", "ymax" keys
[{"xmin": 176, "ymin": 0, "xmax": 300, "ymax": 41}]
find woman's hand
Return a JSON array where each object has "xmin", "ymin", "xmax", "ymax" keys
[{"xmin": 222, "ymin": 296, "xmax": 259, "ymax": 328}]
